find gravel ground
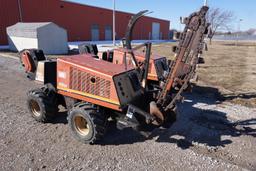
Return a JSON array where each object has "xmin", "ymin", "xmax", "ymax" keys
[{"xmin": 0, "ymin": 55, "xmax": 255, "ymax": 171}]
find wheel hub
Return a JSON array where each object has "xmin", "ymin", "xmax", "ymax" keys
[
  {"xmin": 74, "ymin": 115, "xmax": 90, "ymax": 136},
  {"xmin": 30, "ymin": 100, "xmax": 41, "ymax": 117}
]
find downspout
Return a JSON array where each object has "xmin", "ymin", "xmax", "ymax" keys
[{"xmin": 17, "ymin": 0, "xmax": 23, "ymax": 22}]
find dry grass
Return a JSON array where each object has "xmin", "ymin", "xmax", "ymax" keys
[
  {"xmin": 199, "ymin": 41, "xmax": 256, "ymax": 93},
  {"xmin": 151, "ymin": 42, "xmax": 176, "ymax": 59},
  {"xmin": 151, "ymin": 41, "xmax": 256, "ymax": 107}
]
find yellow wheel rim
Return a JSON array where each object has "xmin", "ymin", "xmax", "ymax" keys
[
  {"xmin": 74, "ymin": 115, "xmax": 90, "ymax": 136},
  {"xmin": 30, "ymin": 100, "xmax": 41, "ymax": 117}
]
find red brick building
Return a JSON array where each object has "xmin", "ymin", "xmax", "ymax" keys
[{"xmin": 0, "ymin": 0, "xmax": 170, "ymax": 45}]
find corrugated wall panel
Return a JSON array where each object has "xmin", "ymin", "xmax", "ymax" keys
[{"xmin": 0, "ymin": 0, "xmax": 20, "ymax": 44}]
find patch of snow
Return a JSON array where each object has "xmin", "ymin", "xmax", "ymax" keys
[{"xmin": 68, "ymin": 40, "xmax": 175, "ymax": 51}]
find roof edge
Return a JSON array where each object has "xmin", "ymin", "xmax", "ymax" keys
[{"xmin": 61, "ymin": 0, "xmax": 170, "ymax": 23}]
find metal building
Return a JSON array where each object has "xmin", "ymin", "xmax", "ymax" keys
[
  {"xmin": 0, "ymin": 0, "xmax": 170, "ymax": 45},
  {"xmin": 7, "ymin": 22, "xmax": 68, "ymax": 54}
]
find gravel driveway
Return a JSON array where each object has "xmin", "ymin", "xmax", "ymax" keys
[{"xmin": 0, "ymin": 55, "xmax": 255, "ymax": 171}]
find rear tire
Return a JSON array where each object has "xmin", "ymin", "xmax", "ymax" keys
[
  {"xmin": 68, "ymin": 103, "xmax": 108, "ymax": 144},
  {"xmin": 162, "ymin": 108, "xmax": 177, "ymax": 128},
  {"xmin": 27, "ymin": 87, "xmax": 58, "ymax": 122}
]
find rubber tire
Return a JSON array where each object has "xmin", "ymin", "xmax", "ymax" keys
[
  {"xmin": 162, "ymin": 109, "xmax": 177, "ymax": 129},
  {"xmin": 27, "ymin": 88, "xmax": 57, "ymax": 122},
  {"xmin": 68, "ymin": 103, "xmax": 108, "ymax": 144}
]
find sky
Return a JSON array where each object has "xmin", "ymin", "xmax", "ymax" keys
[{"xmin": 70, "ymin": 0, "xmax": 256, "ymax": 31}]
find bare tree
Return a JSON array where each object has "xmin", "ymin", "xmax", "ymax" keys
[{"xmin": 207, "ymin": 8, "xmax": 235, "ymax": 44}]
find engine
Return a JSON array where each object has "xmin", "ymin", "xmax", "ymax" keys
[{"xmin": 56, "ymin": 54, "xmax": 143, "ymax": 111}]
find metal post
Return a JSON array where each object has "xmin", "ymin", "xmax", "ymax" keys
[
  {"xmin": 113, "ymin": 0, "xmax": 116, "ymax": 46},
  {"xmin": 17, "ymin": 0, "xmax": 23, "ymax": 22},
  {"xmin": 204, "ymin": 0, "xmax": 208, "ymax": 6},
  {"xmin": 236, "ymin": 19, "xmax": 242, "ymax": 46}
]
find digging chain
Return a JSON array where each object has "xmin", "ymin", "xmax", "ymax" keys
[{"xmin": 157, "ymin": 6, "xmax": 209, "ymax": 111}]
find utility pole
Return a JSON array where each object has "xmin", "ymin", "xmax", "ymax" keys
[
  {"xmin": 17, "ymin": 0, "xmax": 23, "ymax": 22},
  {"xmin": 113, "ymin": 0, "xmax": 116, "ymax": 46},
  {"xmin": 204, "ymin": 0, "xmax": 208, "ymax": 6},
  {"xmin": 236, "ymin": 19, "xmax": 243, "ymax": 46}
]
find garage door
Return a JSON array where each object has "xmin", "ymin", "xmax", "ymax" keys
[
  {"xmin": 91, "ymin": 24, "xmax": 99, "ymax": 41},
  {"xmin": 152, "ymin": 22, "xmax": 160, "ymax": 40},
  {"xmin": 105, "ymin": 26, "xmax": 112, "ymax": 40}
]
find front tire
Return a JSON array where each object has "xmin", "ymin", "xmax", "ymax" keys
[
  {"xmin": 68, "ymin": 103, "xmax": 108, "ymax": 144},
  {"xmin": 27, "ymin": 87, "xmax": 58, "ymax": 122}
]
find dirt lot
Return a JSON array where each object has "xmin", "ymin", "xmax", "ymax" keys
[{"xmin": 0, "ymin": 41, "xmax": 256, "ymax": 170}]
